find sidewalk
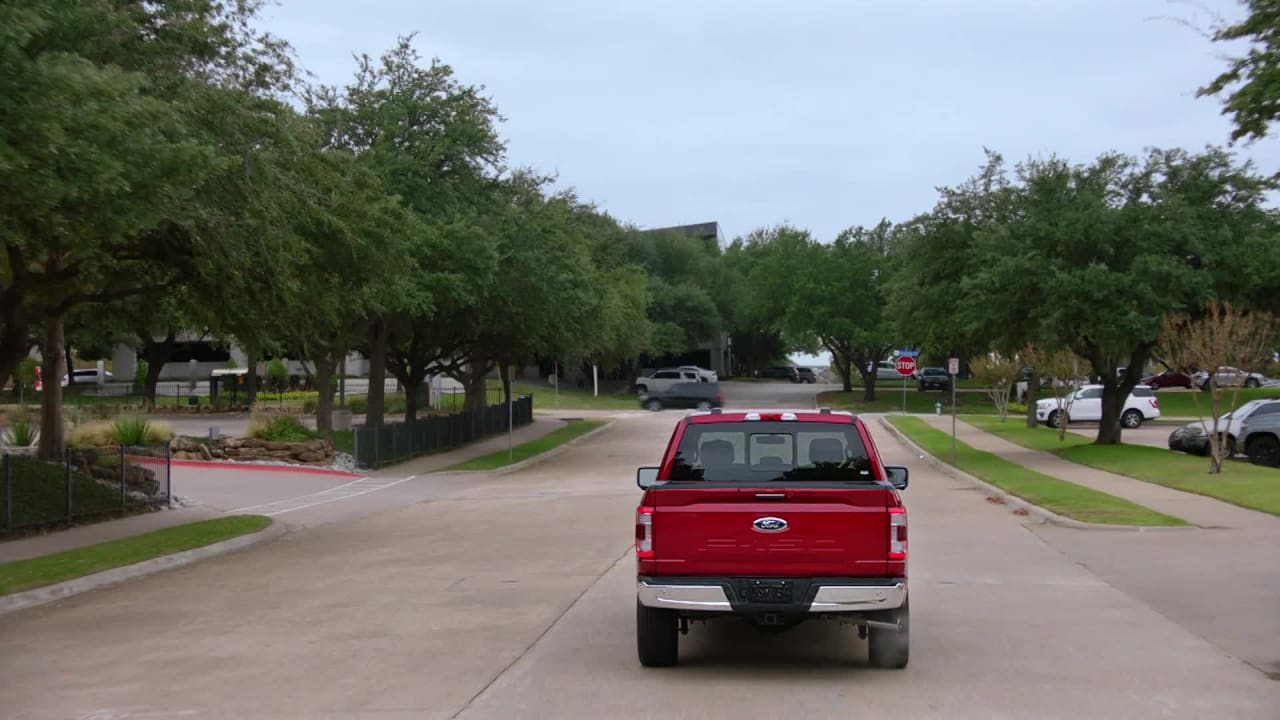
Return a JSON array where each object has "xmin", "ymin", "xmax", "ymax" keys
[
  {"xmin": 919, "ymin": 415, "xmax": 1280, "ymax": 531},
  {"xmin": 0, "ymin": 416, "xmax": 579, "ymax": 564}
]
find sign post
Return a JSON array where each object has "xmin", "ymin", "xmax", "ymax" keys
[
  {"xmin": 507, "ymin": 365, "xmax": 514, "ymax": 463},
  {"xmin": 948, "ymin": 357, "xmax": 960, "ymax": 460},
  {"xmin": 895, "ymin": 355, "xmax": 917, "ymax": 413}
]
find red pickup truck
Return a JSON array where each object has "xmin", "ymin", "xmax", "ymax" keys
[{"xmin": 634, "ymin": 409, "xmax": 910, "ymax": 668}]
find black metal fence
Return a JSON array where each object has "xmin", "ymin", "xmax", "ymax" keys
[
  {"xmin": 352, "ymin": 395, "xmax": 534, "ymax": 468},
  {"xmin": 1, "ymin": 446, "xmax": 172, "ymax": 534}
]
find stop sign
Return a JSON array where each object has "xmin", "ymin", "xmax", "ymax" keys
[{"xmin": 895, "ymin": 356, "xmax": 917, "ymax": 377}]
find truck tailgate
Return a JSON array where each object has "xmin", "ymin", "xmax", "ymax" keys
[{"xmin": 651, "ymin": 486, "xmax": 890, "ymax": 577}]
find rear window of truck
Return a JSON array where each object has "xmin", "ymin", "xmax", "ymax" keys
[{"xmin": 668, "ymin": 421, "xmax": 874, "ymax": 483}]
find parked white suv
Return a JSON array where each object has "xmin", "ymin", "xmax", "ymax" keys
[{"xmin": 1035, "ymin": 384, "xmax": 1160, "ymax": 428}]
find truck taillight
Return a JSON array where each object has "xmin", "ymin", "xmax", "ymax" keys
[
  {"xmin": 888, "ymin": 507, "xmax": 907, "ymax": 560},
  {"xmin": 636, "ymin": 506, "xmax": 654, "ymax": 559}
]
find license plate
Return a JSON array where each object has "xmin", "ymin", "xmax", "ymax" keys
[{"xmin": 744, "ymin": 580, "xmax": 793, "ymax": 603}]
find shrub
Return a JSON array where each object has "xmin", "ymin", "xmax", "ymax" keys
[
  {"xmin": 68, "ymin": 422, "xmax": 114, "ymax": 448},
  {"xmin": 16, "ymin": 357, "xmax": 38, "ymax": 392},
  {"xmin": 266, "ymin": 359, "xmax": 288, "ymax": 392},
  {"xmin": 134, "ymin": 359, "xmax": 149, "ymax": 393},
  {"xmin": 250, "ymin": 414, "xmax": 319, "ymax": 442},
  {"xmin": 4, "ymin": 418, "xmax": 38, "ymax": 446},
  {"xmin": 110, "ymin": 416, "xmax": 173, "ymax": 445},
  {"xmin": 344, "ymin": 394, "xmax": 404, "ymax": 416},
  {"xmin": 1007, "ymin": 402, "xmax": 1029, "ymax": 415}
]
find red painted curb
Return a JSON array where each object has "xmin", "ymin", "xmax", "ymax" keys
[{"xmin": 148, "ymin": 458, "xmax": 360, "ymax": 477}]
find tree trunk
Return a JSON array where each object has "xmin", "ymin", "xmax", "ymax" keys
[
  {"xmin": 38, "ymin": 314, "xmax": 66, "ymax": 460},
  {"xmin": 403, "ymin": 378, "xmax": 422, "ymax": 423},
  {"xmin": 365, "ymin": 318, "xmax": 390, "ymax": 427},
  {"xmin": 62, "ymin": 344, "xmax": 75, "ymax": 387},
  {"xmin": 0, "ymin": 300, "xmax": 30, "ymax": 388},
  {"xmin": 833, "ymin": 356, "xmax": 853, "ymax": 393},
  {"xmin": 464, "ymin": 367, "xmax": 488, "ymax": 413},
  {"xmin": 141, "ymin": 331, "xmax": 176, "ymax": 411},
  {"xmin": 314, "ymin": 356, "xmax": 337, "ymax": 433},
  {"xmin": 1024, "ymin": 370, "xmax": 1039, "ymax": 429},
  {"xmin": 243, "ymin": 345, "xmax": 259, "ymax": 406}
]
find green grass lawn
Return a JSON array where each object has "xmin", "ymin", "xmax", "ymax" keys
[
  {"xmin": 484, "ymin": 381, "xmax": 639, "ymax": 411},
  {"xmin": 962, "ymin": 414, "xmax": 1280, "ymax": 517},
  {"xmin": 1146, "ymin": 387, "xmax": 1280, "ymax": 418},
  {"xmin": 819, "ymin": 389, "xmax": 999, "ymax": 414},
  {"xmin": 887, "ymin": 416, "xmax": 1186, "ymax": 526},
  {"xmin": 0, "ymin": 515, "xmax": 271, "ymax": 595},
  {"xmin": 962, "ymin": 414, "xmax": 1092, "ymax": 451},
  {"xmin": 445, "ymin": 419, "xmax": 607, "ymax": 471}
]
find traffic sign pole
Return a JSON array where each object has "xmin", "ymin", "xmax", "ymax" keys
[
  {"xmin": 948, "ymin": 357, "xmax": 959, "ymax": 460},
  {"xmin": 895, "ymin": 356, "xmax": 917, "ymax": 415}
]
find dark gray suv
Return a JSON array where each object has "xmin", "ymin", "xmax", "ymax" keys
[{"xmin": 917, "ymin": 367, "xmax": 951, "ymax": 392}]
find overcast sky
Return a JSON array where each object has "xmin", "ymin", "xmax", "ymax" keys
[{"xmin": 260, "ymin": 0, "xmax": 1277, "ymax": 243}]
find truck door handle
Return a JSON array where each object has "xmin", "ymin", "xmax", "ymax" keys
[{"xmin": 755, "ymin": 493, "xmax": 787, "ymax": 500}]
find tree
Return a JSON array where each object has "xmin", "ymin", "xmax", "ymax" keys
[
  {"xmin": 1, "ymin": 0, "xmax": 299, "ymax": 456},
  {"xmin": 1021, "ymin": 344, "xmax": 1085, "ymax": 435},
  {"xmin": 747, "ymin": 223, "xmax": 898, "ymax": 397},
  {"xmin": 1199, "ymin": 0, "xmax": 1280, "ymax": 144},
  {"xmin": 277, "ymin": 128, "xmax": 424, "ymax": 433},
  {"xmin": 308, "ymin": 36, "xmax": 505, "ymax": 427},
  {"xmin": 1160, "ymin": 302, "xmax": 1280, "ymax": 472},
  {"xmin": 451, "ymin": 174, "xmax": 600, "ymax": 411},
  {"xmin": 908, "ymin": 147, "xmax": 1279, "ymax": 444},
  {"xmin": 969, "ymin": 354, "xmax": 1022, "ymax": 421}
]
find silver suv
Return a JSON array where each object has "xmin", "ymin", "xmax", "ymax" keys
[
  {"xmin": 1241, "ymin": 410, "xmax": 1280, "ymax": 467},
  {"xmin": 635, "ymin": 368, "xmax": 707, "ymax": 396}
]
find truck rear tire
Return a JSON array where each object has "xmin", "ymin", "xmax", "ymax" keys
[
  {"xmin": 867, "ymin": 603, "xmax": 909, "ymax": 669},
  {"xmin": 637, "ymin": 601, "xmax": 678, "ymax": 667}
]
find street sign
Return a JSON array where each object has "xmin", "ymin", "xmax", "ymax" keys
[
  {"xmin": 895, "ymin": 356, "xmax": 917, "ymax": 377},
  {"xmin": 897, "ymin": 349, "xmax": 920, "ymax": 358},
  {"xmin": 948, "ymin": 357, "xmax": 960, "ymax": 375}
]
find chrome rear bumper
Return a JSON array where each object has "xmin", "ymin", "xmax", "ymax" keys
[{"xmin": 637, "ymin": 580, "xmax": 906, "ymax": 613}]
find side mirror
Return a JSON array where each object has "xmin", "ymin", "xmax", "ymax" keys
[
  {"xmin": 885, "ymin": 466, "xmax": 909, "ymax": 490},
  {"xmin": 637, "ymin": 466, "xmax": 661, "ymax": 489}
]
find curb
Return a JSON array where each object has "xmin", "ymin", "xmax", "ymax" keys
[
  {"xmin": 439, "ymin": 418, "xmax": 618, "ymax": 476},
  {"xmin": 876, "ymin": 417, "xmax": 1194, "ymax": 532},
  {"xmin": 166, "ymin": 459, "xmax": 360, "ymax": 477},
  {"xmin": 0, "ymin": 518, "xmax": 287, "ymax": 616}
]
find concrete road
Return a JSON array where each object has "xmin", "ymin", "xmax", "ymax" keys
[
  {"xmin": 1068, "ymin": 423, "xmax": 1171, "ymax": 449},
  {"xmin": 0, "ymin": 414, "xmax": 1276, "ymax": 719},
  {"xmin": 720, "ymin": 379, "xmax": 835, "ymax": 408}
]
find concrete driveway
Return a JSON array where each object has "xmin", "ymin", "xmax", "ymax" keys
[{"xmin": 0, "ymin": 408, "xmax": 1275, "ymax": 719}]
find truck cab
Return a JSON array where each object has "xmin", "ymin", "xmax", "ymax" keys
[{"xmin": 634, "ymin": 409, "xmax": 910, "ymax": 668}]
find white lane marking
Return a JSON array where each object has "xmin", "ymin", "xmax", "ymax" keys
[{"xmin": 229, "ymin": 476, "xmax": 416, "ymax": 516}]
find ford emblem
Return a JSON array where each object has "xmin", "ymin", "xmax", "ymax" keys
[{"xmin": 752, "ymin": 516, "xmax": 788, "ymax": 532}]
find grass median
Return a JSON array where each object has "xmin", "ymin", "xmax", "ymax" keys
[
  {"xmin": 887, "ymin": 416, "xmax": 1186, "ymax": 526},
  {"xmin": 0, "ymin": 515, "xmax": 272, "ymax": 596},
  {"xmin": 444, "ymin": 419, "xmax": 607, "ymax": 471},
  {"xmin": 963, "ymin": 415, "xmax": 1280, "ymax": 517}
]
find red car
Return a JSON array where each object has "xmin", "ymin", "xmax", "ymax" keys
[
  {"xmin": 634, "ymin": 409, "xmax": 911, "ymax": 668},
  {"xmin": 1142, "ymin": 369, "xmax": 1193, "ymax": 390}
]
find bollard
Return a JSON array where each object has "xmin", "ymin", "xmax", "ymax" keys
[{"xmin": 935, "ymin": 401, "xmax": 942, "ymax": 415}]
